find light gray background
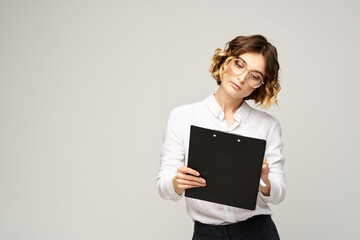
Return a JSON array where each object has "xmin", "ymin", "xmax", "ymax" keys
[{"xmin": 1, "ymin": 0, "xmax": 359, "ymax": 239}]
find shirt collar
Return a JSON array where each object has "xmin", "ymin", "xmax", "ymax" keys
[{"xmin": 205, "ymin": 94, "xmax": 251, "ymax": 123}]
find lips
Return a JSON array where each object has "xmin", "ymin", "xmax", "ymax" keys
[{"xmin": 231, "ymin": 82, "xmax": 241, "ymax": 90}]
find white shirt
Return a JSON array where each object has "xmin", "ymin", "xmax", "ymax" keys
[{"xmin": 157, "ymin": 94, "xmax": 286, "ymax": 225}]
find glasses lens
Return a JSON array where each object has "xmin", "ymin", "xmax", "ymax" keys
[
  {"xmin": 231, "ymin": 59, "xmax": 246, "ymax": 75},
  {"xmin": 248, "ymin": 73, "xmax": 263, "ymax": 88}
]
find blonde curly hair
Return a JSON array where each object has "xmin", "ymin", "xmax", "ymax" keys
[{"xmin": 209, "ymin": 35, "xmax": 281, "ymax": 109}]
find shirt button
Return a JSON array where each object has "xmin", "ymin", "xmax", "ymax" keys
[{"xmin": 227, "ymin": 207, "xmax": 232, "ymax": 212}]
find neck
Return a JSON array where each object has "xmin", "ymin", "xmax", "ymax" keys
[{"xmin": 214, "ymin": 87, "xmax": 244, "ymax": 115}]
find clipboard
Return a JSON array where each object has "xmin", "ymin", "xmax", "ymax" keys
[{"xmin": 185, "ymin": 125, "xmax": 266, "ymax": 210}]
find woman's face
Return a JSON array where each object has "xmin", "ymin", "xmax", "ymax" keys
[{"xmin": 220, "ymin": 52, "xmax": 266, "ymax": 101}]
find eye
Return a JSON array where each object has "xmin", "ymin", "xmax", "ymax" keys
[
  {"xmin": 251, "ymin": 73, "xmax": 262, "ymax": 81},
  {"xmin": 234, "ymin": 60, "xmax": 245, "ymax": 69}
]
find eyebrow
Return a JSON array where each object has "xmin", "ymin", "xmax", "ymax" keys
[{"xmin": 238, "ymin": 57, "xmax": 265, "ymax": 77}]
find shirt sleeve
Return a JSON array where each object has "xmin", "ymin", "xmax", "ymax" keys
[
  {"xmin": 258, "ymin": 120, "xmax": 286, "ymax": 205},
  {"xmin": 157, "ymin": 108, "xmax": 185, "ymax": 201}
]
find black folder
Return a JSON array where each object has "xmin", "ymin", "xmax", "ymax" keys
[{"xmin": 185, "ymin": 125, "xmax": 266, "ymax": 210}]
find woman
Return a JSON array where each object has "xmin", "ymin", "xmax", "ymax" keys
[{"xmin": 157, "ymin": 35, "xmax": 285, "ymax": 240}]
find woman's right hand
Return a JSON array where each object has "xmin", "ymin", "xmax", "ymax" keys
[{"xmin": 172, "ymin": 166, "xmax": 206, "ymax": 195}]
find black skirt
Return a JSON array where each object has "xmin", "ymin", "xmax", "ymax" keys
[{"xmin": 192, "ymin": 215, "xmax": 280, "ymax": 240}]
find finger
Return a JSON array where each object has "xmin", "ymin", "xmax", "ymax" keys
[
  {"xmin": 262, "ymin": 164, "xmax": 270, "ymax": 174},
  {"xmin": 262, "ymin": 159, "xmax": 269, "ymax": 166},
  {"xmin": 178, "ymin": 184, "xmax": 205, "ymax": 190},
  {"xmin": 176, "ymin": 172, "xmax": 206, "ymax": 184},
  {"xmin": 178, "ymin": 166, "xmax": 200, "ymax": 176},
  {"xmin": 177, "ymin": 179, "xmax": 206, "ymax": 187},
  {"xmin": 177, "ymin": 172, "xmax": 206, "ymax": 184}
]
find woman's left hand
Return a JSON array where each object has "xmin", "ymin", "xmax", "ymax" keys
[{"xmin": 259, "ymin": 158, "xmax": 271, "ymax": 196}]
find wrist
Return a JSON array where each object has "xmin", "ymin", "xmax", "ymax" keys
[{"xmin": 260, "ymin": 179, "xmax": 271, "ymax": 196}]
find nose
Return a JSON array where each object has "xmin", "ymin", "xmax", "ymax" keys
[{"xmin": 237, "ymin": 70, "xmax": 250, "ymax": 83}]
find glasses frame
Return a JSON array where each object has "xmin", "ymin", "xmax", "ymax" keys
[{"xmin": 229, "ymin": 58, "xmax": 265, "ymax": 88}]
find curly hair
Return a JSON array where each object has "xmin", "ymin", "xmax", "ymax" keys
[{"xmin": 209, "ymin": 35, "xmax": 281, "ymax": 109}]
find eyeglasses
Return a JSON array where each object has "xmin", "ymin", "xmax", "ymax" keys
[{"xmin": 230, "ymin": 58, "xmax": 265, "ymax": 88}]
